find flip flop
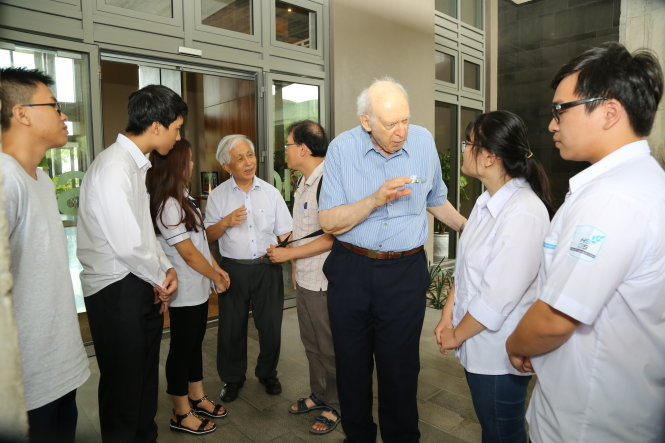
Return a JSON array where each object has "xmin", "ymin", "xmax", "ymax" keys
[
  {"xmin": 289, "ymin": 393, "xmax": 327, "ymax": 414},
  {"xmin": 310, "ymin": 408, "xmax": 340, "ymax": 435}
]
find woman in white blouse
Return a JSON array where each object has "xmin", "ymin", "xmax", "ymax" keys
[
  {"xmin": 147, "ymin": 139, "xmax": 230, "ymax": 435},
  {"xmin": 434, "ymin": 111, "xmax": 552, "ymax": 443}
]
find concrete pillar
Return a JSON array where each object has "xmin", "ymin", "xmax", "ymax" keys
[{"xmin": 621, "ymin": 0, "xmax": 665, "ymax": 165}]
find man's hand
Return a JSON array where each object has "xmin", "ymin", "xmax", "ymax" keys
[
  {"xmin": 266, "ymin": 244, "xmax": 292, "ymax": 263},
  {"xmin": 371, "ymin": 177, "xmax": 413, "ymax": 208},
  {"xmin": 223, "ymin": 205, "xmax": 247, "ymax": 228},
  {"xmin": 153, "ymin": 287, "xmax": 169, "ymax": 315}
]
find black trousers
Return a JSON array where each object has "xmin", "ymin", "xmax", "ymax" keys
[
  {"xmin": 324, "ymin": 240, "xmax": 429, "ymax": 443},
  {"xmin": 166, "ymin": 300, "xmax": 209, "ymax": 396},
  {"xmin": 84, "ymin": 273, "xmax": 163, "ymax": 443},
  {"xmin": 216, "ymin": 259, "xmax": 284, "ymax": 383},
  {"xmin": 27, "ymin": 389, "xmax": 77, "ymax": 443}
]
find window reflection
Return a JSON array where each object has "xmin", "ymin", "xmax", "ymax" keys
[
  {"xmin": 435, "ymin": 0, "xmax": 457, "ymax": 18},
  {"xmin": 460, "ymin": 107, "xmax": 483, "ymax": 218},
  {"xmin": 104, "ymin": 0, "xmax": 173, "ymax": 18},
  {"xmin": 463, "ymin": 60, "xmax": 481, "ymax": 90},
  {"xmin": 435, "ymin": 51, "xmax": 455, "ymax": 83},
  {"xmin": 201, "ymin": 0, "xmax": 253, "ymax": 34},
  {"xmin": 461, "ymin": 0, "xmax": 483, "ymax": 30},
  {"xmin": 275, "ymin": 1, "xmax": 316, "ymax": 49}
]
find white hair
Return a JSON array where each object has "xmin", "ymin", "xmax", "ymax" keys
[
  {"xmin": 215, "ymin": 134, "xmax": 255, "ymax": 165},
  {"xmin": 356, "ymin": 76, "xmax": 409, "ymax": 118}
]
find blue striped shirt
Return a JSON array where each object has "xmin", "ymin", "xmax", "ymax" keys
[{"xmin": 319, "ymin": 124, "xmax": 447, "ymax": 251}]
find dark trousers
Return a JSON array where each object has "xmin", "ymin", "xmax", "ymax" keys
[
  {"xmin": 27, "ymin": 389, "xmax": 77, "ymax": 443},
  {"xmin": 465, "ymin": 371, "xmax": 531, "ymax": 443},
  {"xmin": 166, "ymin": 300, "xmax": 209, "ymax": 396},
  {"xmin": 84, "ymin": 273, "xmax": 163, "ymax": 443},
  {"xmin": 217, "ymin": 259, "xmax": 284, "ymax": 383},
  {"xmin": 324, "ymin": 241, "xmax": 429, "ymax": 443}
]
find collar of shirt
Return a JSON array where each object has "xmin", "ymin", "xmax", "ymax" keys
[
  {"xmin": 304, "ymin": 161, "xmax": 325, "ymax": 187},
  {"xmin": 475, "ymin": 177, "xmax": 527, "ymax": 220},
  {"xmin": 568, "ymin": 140, "xmax": 650, "ymax": 195},
  {"xmin": 116, "ymin": 133, "xmax": 151, "ymax": 172},
  {"xmin": 362, "ymin": 129, "xmax": 411, "ymax": 159},
  {"xmin": 230, "ymin": 175, "xmax": 261, "ymax": 192}
]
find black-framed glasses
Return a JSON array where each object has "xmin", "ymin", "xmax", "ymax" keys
[
  {"xmin": 551, "ymin": 97, "xmax": 607, "ymax": 122},
  {"xmin": 20, "ymin": 102, "xmax": 62, "ymax": 115},
  {"xmin": 284, "ymin": 143, "xmax": 297, "ymax": 150},
  {"xmin": 461, "ymin": 140, "xmax": 478, "ymax": 153}
]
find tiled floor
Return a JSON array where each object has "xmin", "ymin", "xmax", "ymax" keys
[{"xmin": 75, "ymin": 307, "xmax": 482, "ymax": 442}]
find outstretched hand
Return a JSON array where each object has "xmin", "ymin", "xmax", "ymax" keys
[{"xmin": 371, "ymin": 177, "xmax": 413, "ymax": 208}]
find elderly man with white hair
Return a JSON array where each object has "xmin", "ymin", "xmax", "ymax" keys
[
  {"xmin": 319, "ymin": 77, "xmax": 466, "ymax": 442},
  {"xmin": 205, "ymin": 134, "xmax": 292, "ymax": 403}
]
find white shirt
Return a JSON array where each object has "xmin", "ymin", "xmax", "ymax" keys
[
  {"xmin": 204, "ymin": 175, "xmax": 292, "ymax": 260},
  {"xmin": 528, "ymin": 141, "xmax": 665, "ymax": 443},
  {"xmin": 293, "ymin": 162, "xmax": 329, "ymax": 291},
  {"xmin": 453, "ymin": 178, "xmax": 549, "ymax": 375},
  {"xmin": 77, "ymin": 134, "xmax": 172, "ymax": 296},
  {"xmin": 156, "ymin": 195, "xmax": 213, "ymax": 307},
  {"xmin": 2, "ymin": 153, "xmax": 89, "ymax": 410}
]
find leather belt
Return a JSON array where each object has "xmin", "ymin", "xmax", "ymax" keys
[
  {"xmin": 338, "ymin": 241, "xmax": 423, "ymax": 260},
  {"xmin": 222, "ymin": 255, "xmax": 272, "ymax": 265}
]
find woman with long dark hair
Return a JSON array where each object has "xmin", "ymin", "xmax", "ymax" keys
[
  {"xmin": 146, "ymin": 139, "xmax": 230, "ymax": 435},
  {"xmin": 434, "ymin": 111, "xmax": 552, "ymax": 442}
]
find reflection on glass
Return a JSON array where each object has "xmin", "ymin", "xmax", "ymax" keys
[
  {"xmin": 435, "ymin": 51, "xmax": 455, "ymax": 83},
  {"xmin": 275, "ymin": 1, "xmax": 316, "ymax": 49},
  {"xmin": 435, "ymin": 0, "xmax": 457, "ymax": 18},
  {"xmin": 272, "ymin": 80, "xmax": 319, "ymax": 208},
  {"xmin": 464, "ymin": 60, "xmax": 480, "ymax": 90},
  {"xmin": 1, "ymin": 43, "xmax": 92, "ymax": 312},
  {"xmin": 105, "ymin": 0, "xmax": 173, "ymax": 18},
  {"xmin": 201, "ymin": 0, "xmax": 253, "ymax": 35},
  {"xmin": 460, "ymin": 107, "xmax": 483, "ymax": 218},
  {"xmin": 461, "ymin": 0, "xmax": 483, "ymax": 30}
]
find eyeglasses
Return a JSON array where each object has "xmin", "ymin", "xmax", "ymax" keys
[
  {"xmin": 284, "ymin": 143, "xmax": 297, "ymax": 150},
  {"xmin": 551, "ymin": 97, "xmax": 607, "ymax": 122},
  {"xmin": 20, "ymin": 102, "xmax": 62, "ymax": 115},
  {"xmin": 461, "ymin": 140, "xmax": 478, "ymax": 153}
]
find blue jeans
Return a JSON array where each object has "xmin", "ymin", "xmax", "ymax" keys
[{"xmin": 465, "ymin": 370, "xmax": 531, "ymax": 443}]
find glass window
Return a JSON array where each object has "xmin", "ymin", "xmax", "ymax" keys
[
  {"xmin": 435, "ymin": 50, "xmax": 455, "ymax": 83},
  {"xmin": 1, "ymin": 43, "xmax": 92, "ymax": 313},
  {"xmin": 435, "ymin": 0, "xmax": 457, "ymax": 18},
  {"xmin": 461, "ymin": 0, "xmax": 483, "ymax": 30},
  {"xmin": 434, "ymin": 101, "xmax": 458, "ymax": 261},
  {"xmin": 463, "ymin": 60, "xmax": 481, "ymax": 90},
  {"xmin": 201, "ymin": 0, "xmax": 253, "ymax": 35},
  {"xmin": 275, "ymin": 1, "xmax": 317, "ymax": 49},
  {"xmin": 104, "ymin": 0, "xmax": 173, "ymax": 18}
]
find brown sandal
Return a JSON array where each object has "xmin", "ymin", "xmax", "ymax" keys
[
  {"xmin": 169, "ymin": 409, "xmax": 216, "ymax": 435},
  {"xmin": 189, "ymin": 395, "xmax": 229, "ymax": 418}
]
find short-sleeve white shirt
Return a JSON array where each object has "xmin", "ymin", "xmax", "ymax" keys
[
  {"xmin": 292, "ymin": 162, "xmax": 328, "ymax": 291},
  {"xmin": 204, "ymin": 176, "xmax": 292, "ymax": 259},
  {"xmin": 156, "ymin": 195, "xmax": 212, "ymax": 307},
  {"xmin": 453, "ymin": 178, "xmax": 549, "ymax": 375},
  {"xmin": 528, "ymin": 141, "xmax": 665, "ymax": 443}
]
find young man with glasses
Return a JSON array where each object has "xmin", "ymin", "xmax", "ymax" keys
[
  {"xmin": 507, "ymin": 42, "xmax": 665, "ymax": 442},
  {"xmin": 0, "ymin": 67, "xmax": 90, "ymax": 442}
]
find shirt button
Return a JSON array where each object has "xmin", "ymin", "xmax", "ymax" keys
[
  {"xmin": 249, "ymin": 225, "xmax": 252, "ymax": 228},
  {"xmin": 379, "ymin": 244, "xmax": 382, "ymax": 248},
  {"xmin": 383, "ymin": 222, "xmax": 388, "ymax": 226}
]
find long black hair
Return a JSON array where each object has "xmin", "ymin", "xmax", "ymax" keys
[
  {"xmin": 465, "ymin": 110, "xmax": 554, "ymax": 218},
  {"xmin": 146, "ymin": 138, "xmax": 204, "ymax": 234}
]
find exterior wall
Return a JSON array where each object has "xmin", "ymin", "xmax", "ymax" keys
[
  {"xmin": 497, "ymin": 0, "xmax": 621, "ymax": 209},
  {"xmin": 621, "ymin": 0, "xmax": 665, "ymax": 165}
]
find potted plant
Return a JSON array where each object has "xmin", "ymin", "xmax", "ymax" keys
[
  {"xmin": 433, "ymin": 150, "xmax": 469, "ymax": 263},
  {"xmin": 427, "ymin": 258, "xmax": 454, "ymax": 309}
]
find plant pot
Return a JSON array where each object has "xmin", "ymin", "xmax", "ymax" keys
[{"xmin": 433, "ymin": 232, "xmax": 449, "ymax": 264}]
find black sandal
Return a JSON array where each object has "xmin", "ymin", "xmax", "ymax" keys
[
  {"xmin": 169, "ymin": 409, "xmax": 216, "ymax": 435},
  {"xmin": 189, "ymin": 395, "xmax": 229, "ymax": 418},
  {"xmin": 310, "ymin": 407, "xmax": 340, "ymax": 435},
  {"xmin": 289, "ymin": 393, "xmax": 327, "ymax": 415}
]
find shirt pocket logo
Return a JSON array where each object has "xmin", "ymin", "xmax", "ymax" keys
[{"xmin": 568, "ymin": 225, "xmax": 606, "ymax": 263}]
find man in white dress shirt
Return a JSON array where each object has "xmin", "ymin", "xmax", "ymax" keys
[
  {"xmin": 506, "ymin": 43, "xmax": 665, "ymax": 443},
  {"xmin": 77, "ymin": 85, "xmax": 187, "ymax": 443},
  {"xmin": 1, "ymin": 67, "xmax": 90, "ymax": 443},
  {"xmin": 204, "ymin": 134, "xmax": 292, "ymax": 403}
]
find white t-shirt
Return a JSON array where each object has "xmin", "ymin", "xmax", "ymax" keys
[
  {"xmin": 156, "ymin": 196, "xmax": 212, "ymax": 307},
  {"xmin": 204, "ymin": 176, "xmax": 292, "ymax": 260},
  {"xmin": 453, "ymin": 178, "xmax": 549, "ymax": 375},
  {"xmin": 2, "ymin": 153, "xmax": 90, "ymax": 410},
  {"xmin": 528, "ymin": 141, "xmax": 665, "ymax": 443}
]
